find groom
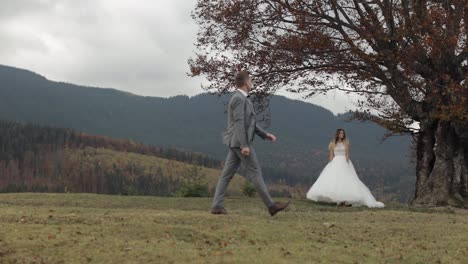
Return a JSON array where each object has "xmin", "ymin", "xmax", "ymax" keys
[{"xmin": 211, "ymin": 71, "xmax": 290, "ymax": 216}]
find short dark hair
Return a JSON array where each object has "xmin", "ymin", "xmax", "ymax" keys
[{"xmin": 235, "ymin": 71, "xmax": 250, "ymax": 88}]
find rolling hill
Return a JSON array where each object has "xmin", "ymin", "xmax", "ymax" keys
[{"xmin": 0, "ymin": 120, "xmax": 251, "ymax": 196}]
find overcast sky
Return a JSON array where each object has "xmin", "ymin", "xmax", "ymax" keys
[{"xmin": 0, "ymin": 0, "xmax": 356, "ymax": 114}]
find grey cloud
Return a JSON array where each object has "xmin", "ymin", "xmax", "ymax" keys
[
  {"xmin": 0, "ymin": 0, "xmax": 56, "ymax": 21},
  {"xmin": 0, "ymin": 0, "xmax": 353, "ymax": 114}
]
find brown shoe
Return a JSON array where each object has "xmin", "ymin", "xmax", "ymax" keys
[
  {"xmin": 211, "ymin": 208, "xmax": 228, "ymax": 215},
  {"xmin": 268, "ymin": 201, "xmax": 290, "ymax": 216}
]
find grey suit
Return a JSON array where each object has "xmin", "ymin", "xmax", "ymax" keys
[{"xmin": 212, "ymin": 90, "xmax": 274, "ymax": 209}]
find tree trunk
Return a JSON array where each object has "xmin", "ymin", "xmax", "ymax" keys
[{"xmin": 413, "ymin": 120, "xmax": 468, "ymax": 207}]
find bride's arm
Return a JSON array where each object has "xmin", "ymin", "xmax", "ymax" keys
[
  {"xmin": 345, "ymin": 141, "xmax": 350, "ymax": 162},
  {"xmin": 328, "ymin": 143, "xmax": 334, "ymax": 161}
]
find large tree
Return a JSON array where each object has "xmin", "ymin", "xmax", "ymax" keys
[{"xmin": 189, "ymin": 0, "xmax": 467, "ymax": 207}]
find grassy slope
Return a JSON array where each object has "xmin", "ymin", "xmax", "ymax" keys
[
  {"xmin": 0, "ymin": 193, "xmax": 467, "ymax": 264},
  {"xmin": 66, "ymin": 147, "xmax": 247, "ymax": 195}
]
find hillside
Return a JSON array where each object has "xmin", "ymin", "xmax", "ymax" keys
[
  {"xmin": 0, "ymin": 193, "xmax": 467, "ymax": 263},
  {"xmin": 0, "ymin": 120, "xmax": 250, "ymax": 196},
  {"xmin": 0, "ymin": 65, "xmax": 414, "ymax": 201}
]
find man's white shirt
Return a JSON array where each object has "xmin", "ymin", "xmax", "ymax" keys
[{"xmin": 237, "ymin": 89, "xmax": 248, "ymax": 97}]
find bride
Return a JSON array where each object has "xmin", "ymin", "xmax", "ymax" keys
[{"xmin": 306, "ymin": 129, "xmax": 384, "ymax": 208}]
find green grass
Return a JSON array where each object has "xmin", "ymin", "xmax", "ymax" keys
[{"xmin": 0, "ymin": 193, "xmax": 467, "ymax": 264}]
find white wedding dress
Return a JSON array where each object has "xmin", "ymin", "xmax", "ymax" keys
[{"xmin": 306, "ymin": 142, "xmax": 384, "ymax": 208}]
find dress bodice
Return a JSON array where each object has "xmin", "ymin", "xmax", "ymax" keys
[{"xmin": 334, "ymin": 142, "xmax": 346, "ymax": 156}]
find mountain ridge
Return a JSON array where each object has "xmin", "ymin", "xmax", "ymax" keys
[{"xmin": 0, "ymin": 64, "xmax": 414, "ymax": 201}]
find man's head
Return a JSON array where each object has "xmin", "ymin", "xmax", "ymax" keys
[{"xmin": 235, "ymin": 71, "xmax": 252, "ymax": 92}]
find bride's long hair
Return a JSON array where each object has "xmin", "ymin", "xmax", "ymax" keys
[
  {"xmin": 334, "ymin": 128, "xmax": 347, "ymax": 144},
  {"xmin": 329, "ymin": 128, "xmax": 349, "ymax": 149}
]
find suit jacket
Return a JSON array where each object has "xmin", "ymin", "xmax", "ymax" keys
[{"xmin": 222, "ymin": 90, "xmax": 268, "ymax": 148}]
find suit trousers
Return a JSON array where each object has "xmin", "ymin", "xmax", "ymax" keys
[{"xmin": 212, "ymin": 147, "xmax": 274, "ymax": 209}]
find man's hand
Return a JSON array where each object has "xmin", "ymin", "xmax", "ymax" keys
[
  {"xmin": 266, "ymin": 133, "xmax": 277, "ymax": 142},
  {"xmin": 241, "ymin": 147, "xmax": 250, "ymax": 156}
]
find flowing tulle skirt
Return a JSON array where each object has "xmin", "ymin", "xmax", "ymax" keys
[{"xmin": 306, "ymin": 156, "xmax": 384, "ymax": 208}]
